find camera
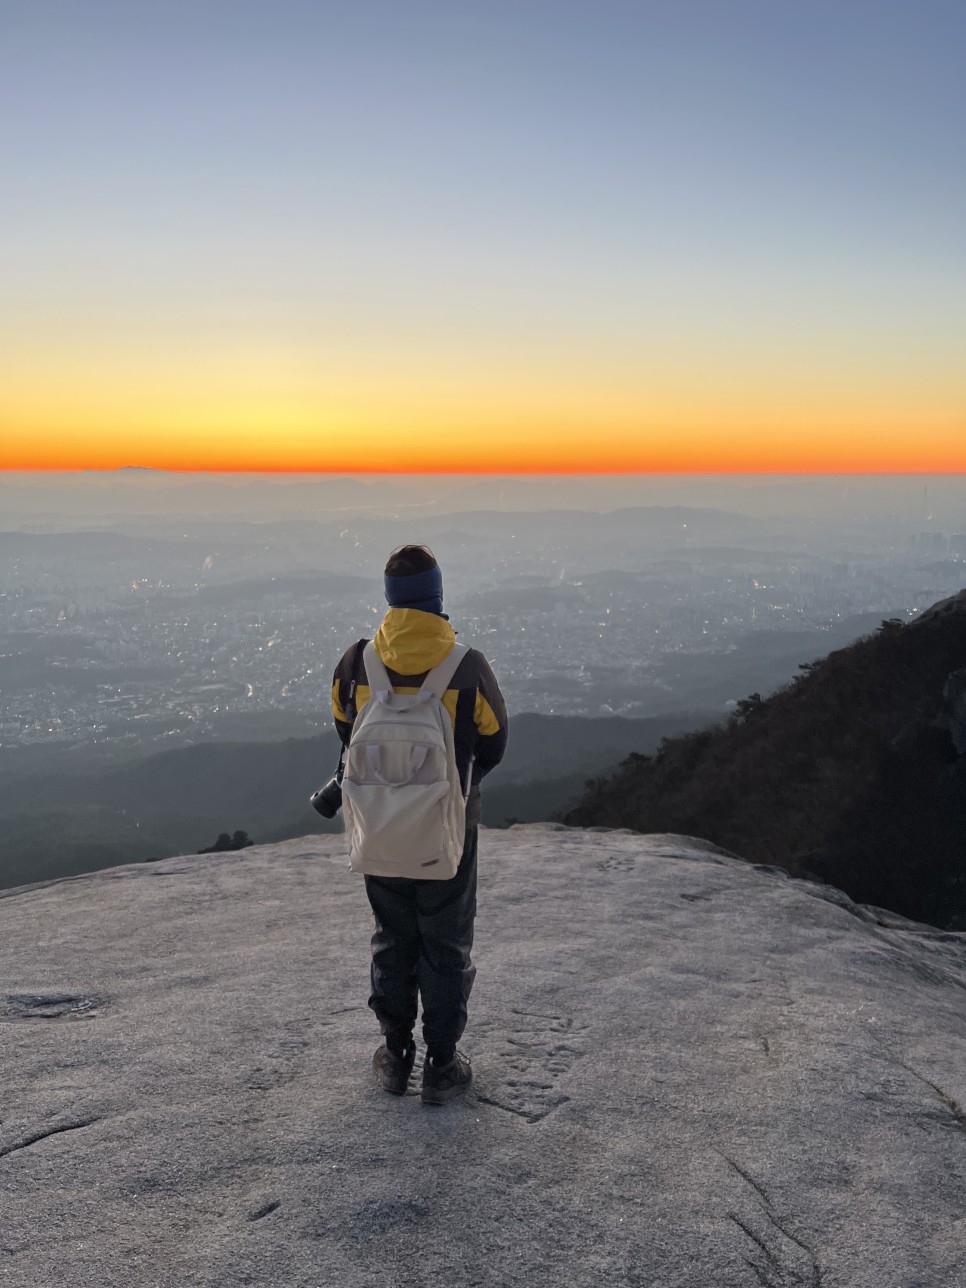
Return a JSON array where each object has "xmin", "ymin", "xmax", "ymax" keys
[
  {"xmin": 311, "ymin": 711, "xmax": 351, "ymax": 820},
  {"xmin": 310, "ymin": 774, "xmax": 343, "ymax": 819}
]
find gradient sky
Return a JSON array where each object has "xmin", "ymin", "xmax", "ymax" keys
[{"xmin": 2, "ymin": 0, "xmax": 964, "ymax": 472}]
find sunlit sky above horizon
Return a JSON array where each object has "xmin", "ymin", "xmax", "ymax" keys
[{"xmin": 2, "ymin": 0, "xmax": 964, "ymax": 473}]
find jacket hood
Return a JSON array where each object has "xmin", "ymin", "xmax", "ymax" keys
[{"xmin": 373, "ymin": 607, "xmax": 457, "ymax": 674}]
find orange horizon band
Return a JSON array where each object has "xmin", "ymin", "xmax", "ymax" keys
[
  {"xmin": 3, "ymin": 413, "xmax": 964, "ymax": 474},
  {"xmin": 8, "ymin": 467, "xmax": 966, "ymax": 475},
  {"xmin": 5, "ymin": 445, "xmax": 966, "ymax": 474}
]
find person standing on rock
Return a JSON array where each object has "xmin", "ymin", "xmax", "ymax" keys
[{"xmin": 330, "ymin": 544, "xmax": 508, "ymax": 1104}]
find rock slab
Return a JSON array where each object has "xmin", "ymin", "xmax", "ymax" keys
[{"xmin": 1, "ymin": 825, "xmax": 965, "ymax": 1287}]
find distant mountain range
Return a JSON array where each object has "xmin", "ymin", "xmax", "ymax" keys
[
  {"xmin": 1, "ymin": 503, "xmax": 766, "ymax": 549},
  {"xmin": 563, "ymin": 590, "xmax": 966, "ymax": 930},
  {"xmin": 4, "ymin": 470, "xmax": 965, "ymax": 525}
]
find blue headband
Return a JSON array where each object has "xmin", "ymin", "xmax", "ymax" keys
[{"xmin": 384, "ymin": 564, "xmax": 443, "ymax": 615}]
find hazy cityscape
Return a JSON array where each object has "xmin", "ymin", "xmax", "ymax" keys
[{"xmin": 2, "ymin": 471, "xmax": 964, "ymax": 755}]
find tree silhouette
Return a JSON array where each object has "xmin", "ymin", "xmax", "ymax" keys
[{"xmin": 198, "ymin": 830, "xmax": 253, "ymax": 854}]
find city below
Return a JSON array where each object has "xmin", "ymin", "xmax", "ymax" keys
[{"xmin": 2, "ymin": 504, "xmax": 962, "ymax": 754}]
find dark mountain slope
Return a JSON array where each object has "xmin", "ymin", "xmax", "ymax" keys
[{"xmin": 562, "ymin": 591, "xmax": 966, "ymax": 929}]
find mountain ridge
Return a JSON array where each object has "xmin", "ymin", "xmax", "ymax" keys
[{"xmin": 563, "ymin": 590, "xmax": 966, "ymax": 928}]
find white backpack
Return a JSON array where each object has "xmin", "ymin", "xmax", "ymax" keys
[{"xmin": 341, "ymin": 641, "xmax": 472, "ymax": 880}]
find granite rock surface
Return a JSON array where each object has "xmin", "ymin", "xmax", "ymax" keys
[{"xmin": 2, "ymin": 824, "xmax": 965, "ymax": 1287}]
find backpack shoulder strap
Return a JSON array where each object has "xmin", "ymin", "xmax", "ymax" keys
[
  {"xmin": 362, "ymin": 640, "xmax": 471, "ymax": 707},
  {"xmin": 344, "ymin": 638, "xmax": 368, "ymax": 722},
  {"xmin": 421, "ymin": 643, "xmax": 471, "ymax": 700},
  {"xmin": 362, "ymin": 642, "xmax": 394, "ymax": 701}
]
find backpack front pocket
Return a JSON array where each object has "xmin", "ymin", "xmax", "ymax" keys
[{"xmin": 342, "ymin": 777, "xmax": 451, "ymax": 869}]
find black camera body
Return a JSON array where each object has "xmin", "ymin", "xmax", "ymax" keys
[{"xmin": 310, "ymin": 775, "xmax": 343, "ymax": 819}]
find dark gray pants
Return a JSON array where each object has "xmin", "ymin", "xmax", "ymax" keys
[{"xmin": 363, "ymin": 826, "xmax": 477, "ymax": 1061}]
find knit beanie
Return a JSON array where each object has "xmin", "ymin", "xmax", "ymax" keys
[{"xmin": 384, "ymin": 561, "xmax": 444, "ymax": 616}]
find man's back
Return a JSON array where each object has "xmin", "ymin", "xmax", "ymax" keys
[
  {"xmin": 330, "ymin": 545, "xmax": 507, "ymax": 1105},
  {"xmin": 332, "ymin": 605, "xmax": 507, "ymax": 828}
]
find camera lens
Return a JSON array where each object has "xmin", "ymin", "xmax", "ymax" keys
[{"xmin": 310, "ymin": 778, "xmax": 343, "ymax": 819}]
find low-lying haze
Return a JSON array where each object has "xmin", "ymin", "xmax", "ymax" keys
[{"xmin": 2, "ymin": 472, "xmax": 964, "ymax": 752}]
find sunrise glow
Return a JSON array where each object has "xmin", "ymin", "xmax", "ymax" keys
[
  {"xmin": 4, "ymin": 341, "xmax": 963, "ymax": 474},
  {"xmin": 2, "ymin": 3, "xmax": 962, "ymax": 476}
]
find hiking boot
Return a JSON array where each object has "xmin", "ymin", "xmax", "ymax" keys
[
  {"xmin": 372, "ymin": 1043, "xmax": 416, "ymax": 1096},
  {"xmin": 421, "ymin": 1051, "xmax": 472, "ymax": 1106}
]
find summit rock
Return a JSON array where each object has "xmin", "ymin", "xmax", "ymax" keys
[{"xmin": 2, "ymin": 826, "xmax": 965, "ymax": 1286}]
